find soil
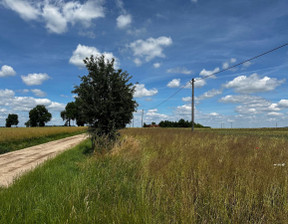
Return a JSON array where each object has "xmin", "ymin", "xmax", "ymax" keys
[{"xmin": 0, "ymin": 134, "xmax": 88, "ymax": 187}]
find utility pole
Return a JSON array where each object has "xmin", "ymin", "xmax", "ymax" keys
[
  {"xmin": 141, "ymin": 109, "xmax": 144, "ymax": 127},
  {"xmin": 191, "ymin": 78, "xmax": 195, "ymax": 132}
]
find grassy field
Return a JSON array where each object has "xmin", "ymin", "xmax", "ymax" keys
[
  {"xmin": 0, "ymin": 126, "xmax": 87, "ymax": 154},
  {"xmin": 1, "ymin": 128, "xmax": 288, "ymax": 223}
]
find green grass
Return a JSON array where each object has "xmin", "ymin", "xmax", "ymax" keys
[
  {"xmin": 0, "ymin": 126, "xmax": 87, "ymax": 154},
  {"xmin": 1, "ymin": 128, "xmax": 288, "ymax": 223}
]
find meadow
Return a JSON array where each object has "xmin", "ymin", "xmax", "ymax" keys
[
  {"xmin": 0, "ymin": 126, "xmax": 87, "ymax": 154},
  {"xmin": 1, "ymin": 128, "xmax": 288, "ymax": 223}
]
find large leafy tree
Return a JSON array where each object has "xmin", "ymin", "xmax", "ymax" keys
[
  {"xmin": 27, "ymin": 105, "xmax": 52, "ymax": 127},
  {"xmin": 73, "ymin": 55, "xmax": 137, "ymax": 148},
  {"xmin": 5, "ymin": 114, "xmax": 19, "ymax": 127}
]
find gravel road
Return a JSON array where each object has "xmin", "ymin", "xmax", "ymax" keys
[{"xmin": 0, "ymin": 134, "xmax": 88, "ymax": 187}]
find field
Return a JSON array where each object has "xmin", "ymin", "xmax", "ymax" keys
[
  {"xmin": 1, "ymin": 128, "xmax": 288, "ymax": 223},
  {"xmin": 0, "ymin": 126, "xmax": 87, "ymax": 154}
]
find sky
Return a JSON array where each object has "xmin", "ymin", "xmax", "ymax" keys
[{"xmin": 0, "ymin": 0, "xmax": 288, "ymax": 128}]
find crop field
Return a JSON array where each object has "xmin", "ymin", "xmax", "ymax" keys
[
  {"xmin": 1, "ymin": 128, "xmax": 288, "ymax": 223},
  {"xmin": 0, "ymin": 126, "xmax": 87, "ymax": 154}
]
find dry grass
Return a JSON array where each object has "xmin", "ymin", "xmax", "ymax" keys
[
  {"xmin": 120, "ymin": 128, "xmax": 288, "ymax": 223},
  {"xmin": 0, "ymin": 126, "xmax": 87, "ymax": 143}
]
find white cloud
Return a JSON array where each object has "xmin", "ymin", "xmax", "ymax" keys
[
  {"xmin": 69, "ymin": 44, "xmax": 118, "ymax": 68},
  {"xmin": 2, "ymin": 0, "xmax": 105, "ymax": 34},
  {"xmin": 0, "ymin": 65, "xmax": 16, "ymax": 77},
  {"xmin": 224, "ymin": 73, "xmax": 285, "ymax": 94},
  {"xmin": 129, "ymin": 36, "xmax": 172, "ymax": 65},
  {"xmin": 167, "ymin": 67, "xmax": 192, "ymax": 75},
  {"xmin": 117, "ymin": 14, "xmax": 132, "ymax": 29},
  {"xmin": 21, "ymin": 73, "xmax": 50, "ymax": 86},
  {"xmin": 31, "ymin": 89, "xmax": 46, "ymax": 97},
  {"xmin": 153, "ymin": 63, "xmax": 161, "ymax": 68},
  {"xmin": 199, "ymin": 67, "xmax": 219, "ymax": 79},
  {"xmin": 167, "ymin": 79, "xmax": 180, "ymax": 88},
  {"xmin": 222, "ymin": 62, "xmax": 229, "ymax": 69},
  {"xmin": 197, "ymin": 89, "xmax": 222, "ymax": 101},
  {"xmin": 220, "ymin": 94, "xmax": 282, "ymax": 115},
  {"xmin": 230, "ymin": 58, "xmax": 236, "ymax": 63},
  {"xmin": 182, "ymin": 96, "xmax": 191, "ymax": 102},
  {"xmin": 210, "ymin": 112, "xmax": 219, "ymax": 116},
  {"xmin": 243, "ymin": 61, "xmax": 252, "ymax": 68},
  {"xmin": 267, "ymin": 112, "xmax": 283, "ymax": 116},
  {"xmin": 191, "ymin": 0, "xmax": 198, "ymax": 3},
  {"xmin": 1, "ymin": 0, "xmax": 40, "ymax": 20},
  {"xmin": 195, "ymin": 78, "xmax": 206, "ymax": 88},
  {"xmin": 278, "ymin": 99, "xmax": 288, "ymax": 107},
  {"xmin": 146, "ymin": 109, "xmax": 168, "ymax": 120},
  {"xmin": 134, "ymin": 84, "xmax": 158, "ymax": 98},
  {"xmin": 42, "ymin": 4, "xmax": 67, "ymax": 34}
]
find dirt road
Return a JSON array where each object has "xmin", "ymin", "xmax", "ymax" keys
[{"xmin": 0, "ymin": 134, "xmax": 88, "ymax": 187}]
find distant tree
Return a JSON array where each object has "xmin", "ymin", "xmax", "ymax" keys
[
  {"xmin": 73, "ymin": 55, "xmax": 137, "ymax": 150},
  {"xmin": 27, "ymin": 105, "xmax": 52, "ymax": 127},
  {"xmin": 5, "ymin": 114, "xmax": 19, "ymax": 127},
  {"xmin": 61, "ymin": 101, "xmax": 86, "ymax": 127},
  {"xmin": 60, "ymin": 102, "xmax": 77, "ymax": 126}
]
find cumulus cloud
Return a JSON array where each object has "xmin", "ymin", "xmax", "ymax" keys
[
  {"xmin": 2, "ymin": 0, "xmax": 105, "ymax": 34},
  {"xmin": 0, "ymin": 65, "xmax": 16, "ymax": 77},
  {"xmin": 117, "ymin": 14, "xmax": 132, "ymax": 29},
  {"xmin": 278, "ymin": 99, "xmax": 288, "ymax": 107},
  {"xmin": 69, "ymin": 44, "xmax": 118, "ymax": 68},
  {"xmin": 129, "ymin": 36, "xmax": 172, "ymax": 65},
  {"xmin": 224, "ymin": 73, "xmax": 285, "ymax": 94},
  {"xmin": 167, "ymin": 79, "xmax": 180, "ymax": 88},
  {"xmin": 184, "ymin": 78, "xmax": 206, "ymax": 88},
  {"xmin": 199, "ymin": 67, "xmax": 219, "ymax": 79},
  {"xmin": 21, "ymin": 73, "xmax": 50, "ymax": 86},
  {"xmin": 167, "ymin": 67, "xmax": 192, "ymax": 75},
  {"xmin": 146, "ymin": 109, "xmax": 168, "ymax": 120},
  {"xmin": 134, "ymin": 84, "xmax": 158, "ymax": 98},
  {"xmin": 0, "ymin": 88, "xmax": 64, "ymax": 112},
  {"xmin": 220, "ymin": 94, "xmax": 282, "ymax": 115},
  {"xmin": 182, "ymin": 96, "xmax": 191, "ymax": 102},
  {"xmin": 42, "ymin": 4, "xmax": 67, "ymax": 34},
  {"xmin": 197, "ymin": 89, "xmax": 222, "ymax": 101},
  {"xmin": 31, "ymin": 89, "xmax": 46, "ymax": 97},
  {"xmin": 153, "ymin": 63, "xmax": 161, "ymax": 68}
]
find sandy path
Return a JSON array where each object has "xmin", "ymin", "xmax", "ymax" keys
[{"xmin": 0, "ymin": 134, "xmax": 88, "ymax": 187}]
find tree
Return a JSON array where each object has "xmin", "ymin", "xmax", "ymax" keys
[
  {"xmin": 6, "ymin": 114, "xmax": 19, "ymax": 127},
  {"xmin": 27, "ymin": 105, "xmax": 52, "ymax": 127},
  {"xmin": 61, "ymin": 101, "xmax": 77, "ymax": 126},
  {"xmin": 73, "ymin": 55, "xmax": 137, "ymax": 150}
]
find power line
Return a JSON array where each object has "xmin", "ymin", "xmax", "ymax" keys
[
  {"xmin": 197, "ymin": 42, "xmax": 288, "ymax": 81},
  {"xmin": 148, "ymin": 42, "xmax": 288, "ymax": 110}
]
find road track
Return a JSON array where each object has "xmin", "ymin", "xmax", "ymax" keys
[{"xmin": 0, "ymin": 134, "xmax": 88, "ymax": 187}]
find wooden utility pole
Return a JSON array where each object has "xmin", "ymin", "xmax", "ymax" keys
[
  {"xmin": 141, "ymin": 109, "xmax": 144, "ymax": 127},
  {"xmin": 191, "ymin": 78, "xmax": 195, "ymax": 132}
]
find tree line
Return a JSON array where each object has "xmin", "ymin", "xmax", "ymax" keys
[{"xmin": 144, "ymin": 119, "xmax": 210, "ymax": 128}]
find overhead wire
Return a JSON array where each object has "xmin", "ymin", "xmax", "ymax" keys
[{"xmin": 147, "ymin": 41, "xmax": 288, "ymax": 110}]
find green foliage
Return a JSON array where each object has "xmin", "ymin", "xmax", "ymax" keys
[
  {"xmin": 26, "ymin": 105, "xmax": 52, "ymax": 127},
  {"xmin": 73, "ymin": 55, "xmax": 137, "ymax": 149},
  {"xmin": 61, "ymin": 101, "xmax": 85, "ymax": 126},
  {"xmin": 157, "ymin": 119, "xmax": 208, "ymax": 128},
  {"xmin": 5, "ymin": 114, "xmax": 19, "ymax": 127}
]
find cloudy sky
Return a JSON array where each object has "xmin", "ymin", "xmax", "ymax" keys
[{"xmin": 0, "ymin": 0, "xmax": 288, "ymax": 128}]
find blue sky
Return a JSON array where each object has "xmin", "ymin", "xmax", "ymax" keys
[{"xmin": 0, "ymin": 0, "xmax": 288, "ymax": 128}]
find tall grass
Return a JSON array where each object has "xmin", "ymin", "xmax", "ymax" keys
[
  {"xmin": 0, "ymin": 126, "xmax": 87, "ymax": 154},
  {"xmin": 1, "ymin": 128, "xmax": 288, "ymax": 223}
]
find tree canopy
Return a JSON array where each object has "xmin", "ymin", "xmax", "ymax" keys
[
  {"xmin": 26, "ymin": 105, "xmax": 52, "ymax": 127},
  {"xmin": 61, "ymin": 101, "xmax": 85, "ymax": 126},
  {"xmin": 5, "ymin": 114, "xmax": 19, "ymax": 127},
  {"xmin": 73, "ymin": 55, "xmax": 137, "ymax": 148}
]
